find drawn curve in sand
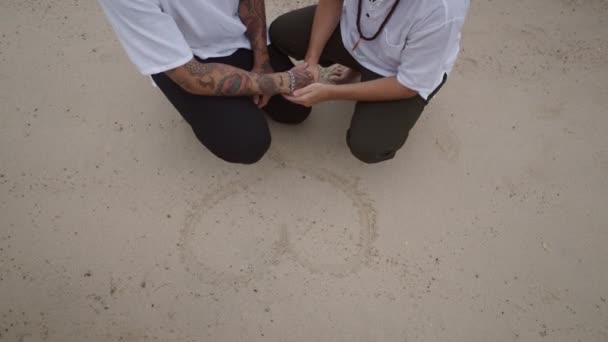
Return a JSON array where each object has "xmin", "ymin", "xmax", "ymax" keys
[
  {"xmin": 178, "ymin": 164, "xmax": 378, "ymax": 285},
  {"xmin": 282, "ymin": 167, "xmax": 378, "ymax": 277}
]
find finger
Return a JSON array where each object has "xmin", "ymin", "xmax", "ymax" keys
[
  {"xmin": 293, "ymin": 62, "xmax": 309, "ymax": 71},
  {"xmin": 290, "ymin": 92, "xmax": 313, "ymax": 104},
  {"xmin": 293, "ymin": 85, "xmax": 314, "ymax": 97},
  {"xmin": 260, "ymin": 96, "xmax": 270, "ymax": 108},
  {"xmin": 283, "ymin": 95, "xmax": 303, "ymax": 105},
  {"xmin": 333, "ymin": 65, "xmax": 345, "ymax": 73},
  {"xmin": 329, "ymin": 74, "xmax": 342, "ymax": 81}
]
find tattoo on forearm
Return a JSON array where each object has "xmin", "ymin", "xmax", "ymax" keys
[
  {"xmin": 258, "ymin": 75, "xmax": 279, "ymax": 95},
  {"xmin": 197, "ymin": 76, "xmax": 215, "ymax": 90},
  {"xmin": 258, "ymin": 60, "xmax": 272, "ymax": 73},
  {"xmin": 216, "ymin": 73, "xmax": 254, "ymax": 96},
  {"xmin": 183, "ymin": 60, "xmax": 209, "ymax": 77},
  {"xmin": 184, "ymin": 61, "xmax": 215, "ymax": 89},
  {"xmin": 239, "ymin": 0, "xmax": 268, "ymax": 52},
  {"xmin": 177, "ymin": 59, "xmax": 258, "ymax": 96}
]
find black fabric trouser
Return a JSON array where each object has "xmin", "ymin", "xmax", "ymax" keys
[
  {"xmin": 269, "ymin": 5, "xmax": 446, "ymax": 164},
  {"xmin": 152, "ymin": 46, "xmax": 311, "ymax": 164}
]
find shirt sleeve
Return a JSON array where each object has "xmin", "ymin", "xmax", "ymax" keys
[
  {"xmin": 98, "ymin": 0, "xmax": 193, "ymax": 75},
  {"xmin": 397, "ymin": 17, "xmax": 462, "ymax": 100}
]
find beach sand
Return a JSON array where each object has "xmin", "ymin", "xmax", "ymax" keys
[{"xmin": 1, "ymin": 0, "xmax": 607, "ymax": 341}]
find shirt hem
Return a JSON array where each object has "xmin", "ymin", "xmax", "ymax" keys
[
  {"xmin": 397, "ymin": 73, "xmax": 431, "ymax": 100},
  {"xmin": 190, "ymin": 40, "xmax": 255, "ymax": 60}
]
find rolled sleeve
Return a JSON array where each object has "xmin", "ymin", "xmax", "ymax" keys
[
  {"xmin": 397, "ymin": 19, "xmax": 460, "ymax": 100},
  {"xmin": 98, "ymin": 0, "xmax": 193, "ymax": 75}
]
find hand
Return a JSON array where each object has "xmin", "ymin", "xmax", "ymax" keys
[
  {"xmin": 306, "ymin": 63, "xmax": 321, "ymax": 83},
  {"xmin": 287, "ymin": 63, "xmax": 315, "ymax": 93},
  {"xmin": 252, "ymin": 59, "xmax": 274, "ymax": 108},
  {"xmin": 284, "ymin": 83, "xmax": 333, "ymax": 107}
]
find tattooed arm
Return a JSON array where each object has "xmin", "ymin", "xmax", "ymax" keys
[
  {"xmin": 165, "ymin": 58, "xmax": 313, "ymax": 97},
  {"xmin": 239, "ymin": 0, "xmax": 273, "ymax": 107},
  {"xmin": 167, "ymin": 0, "xmax": 314, "ymax": 98},
  {"xmin": 238, "ymin": 0, "xmax": 270, "ymax": 68}
]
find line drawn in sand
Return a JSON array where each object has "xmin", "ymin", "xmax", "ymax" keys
[{"xmin": 178, "ymin": 162, "xmax": 378, "ymax": 286}]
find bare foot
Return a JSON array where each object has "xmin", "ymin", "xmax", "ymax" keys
[{"xmin": 328, "ymin": 65, "xmax": 361, "ymax": 84}]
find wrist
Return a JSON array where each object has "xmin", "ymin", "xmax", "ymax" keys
[
  {"xmin": 253, "ymin": 49, "xmax": 271, "ymax": 66},
  {"xmin": 252, "ymin": 45, "xmax": 270, "ymax": 60},
  {"xmin": 325, "ymin": 84, "xmax": 340, "ymax": 101},
  {"xmin": 252, "ymin": 72, "xmax": 286, "ymax": 96},
  {"xmin": 274, "ymin": 73, "xmax": 291, "ymax": 94},
  {"xmin": 304, "ymin": 53, "xmax": 320, "ymax": 66}
]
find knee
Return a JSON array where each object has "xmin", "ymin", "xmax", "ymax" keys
[
  {"xmin": 269, "ymin": 7, "xmax": 314, "ymax": 59},
  {"xmin": 285, "ymin": 111, "xmax": 310, "ymax": 125},
  {"xmin": 196, "ymin": 132, "xmax": 271, "ymax": 165},
  {"xmin": 269, "ymin": 8, "xmax": 301, "ymax": 38},
  {"xmin": 268, "ymin": 16, "xmax": 288, "ymax": 48},
  {"xmin": 225, "ymin": 135, "xmax": 271, "ymax": 165},
  {"xmin": 272, "ymin": 113, "xmax": 310, "ymax": 125},
  {"xmin": 267, "ymin": 103, "xmax": 311, "ymax": 125},
  {"xmin": 268, "ymin": 18, "xmax": 279, "ymax": 41},
  {"xmin": 347, "ymin": 132, "xmax": 401, "ymax": 164}
]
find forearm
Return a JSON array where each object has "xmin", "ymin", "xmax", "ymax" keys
[
  {"xmin": 166, "ymin": 59, "xmax": 288, "ymax": 97},
  {"xmin": 239, "ymin": 0, "xmax": 269, "ymax": 64},
  {"xmin": 305, "ymin": 0, "xmax": 344, "ymax": 64},
  {"xmin": 328, "ymin": 77, "xmax": 418, "ymax": 102}
]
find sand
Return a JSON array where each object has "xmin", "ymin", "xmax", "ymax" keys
[{"xmin": 1, "ymin": 0, "xmax": 607, "ymax": 341}]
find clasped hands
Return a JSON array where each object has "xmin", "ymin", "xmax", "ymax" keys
[
  {"xmin": 284, "ymin": 63, "xmax": 330, "ymax": 108},
  {"xmin": 252, "ymin": 62, "xmax": 329, "ymax": 108}
]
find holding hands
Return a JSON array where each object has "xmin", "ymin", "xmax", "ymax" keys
[
  {"xmin": 249, "ymin": 62, "xmax": 336, "ymax": 108},
  {"xmin": 250, "ymin": 62, "xmax": 316, "ymax": 108},
  {"xmin": 285, "ymin": 63, "xmax": 331, "ymax": 107},
  {"xmin": 285, "ymin": 63, "xmax": 317, "ymax": 94},
  {"xmin": 285, "ymin": 82, "xmax": 332, "ymax": 107}
]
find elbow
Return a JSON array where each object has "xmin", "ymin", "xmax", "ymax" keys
[
  {"xmin": 175, "ymin": 77, "xmax": 200, "ymax": 95},
  {"xmin": 396, "ymin": 81, "xmax": 418, "ymax": 99},
  {"xmin": 165, "ymin": 68, "xmax": 202, "ymax": 95},
  {"xmin": 403, "ymin": 88, "xmax": 419, "ymax": 99}
]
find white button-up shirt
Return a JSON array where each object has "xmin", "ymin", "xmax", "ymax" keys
[
  {"xmin": 98, "ymin": 0, "xmax": 251, "ymax": 75},
  {"xmin": 340, "ymin": 0, "xmax": 470, "ymax": 100}
]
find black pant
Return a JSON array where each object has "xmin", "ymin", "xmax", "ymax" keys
[
  {"xmin": 152, "ymin": 46, "xmax": 311, "ymax": 164},
  {"xmin": 270, "ymin": 6, "xmax": 446, "ymax": 164}
]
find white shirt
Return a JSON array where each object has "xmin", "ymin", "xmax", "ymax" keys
[
  {"xmin": 341, "ymin": 0, "xmax": 470, "ymax": 100},
  {"xmin": 97, "ymin": 0, "xmax": 251, "ymax": 75}
]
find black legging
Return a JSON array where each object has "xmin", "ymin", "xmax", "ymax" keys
[{"xmin": 152, "ymin": 46, "xmax": 311, "ymax": 164}]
